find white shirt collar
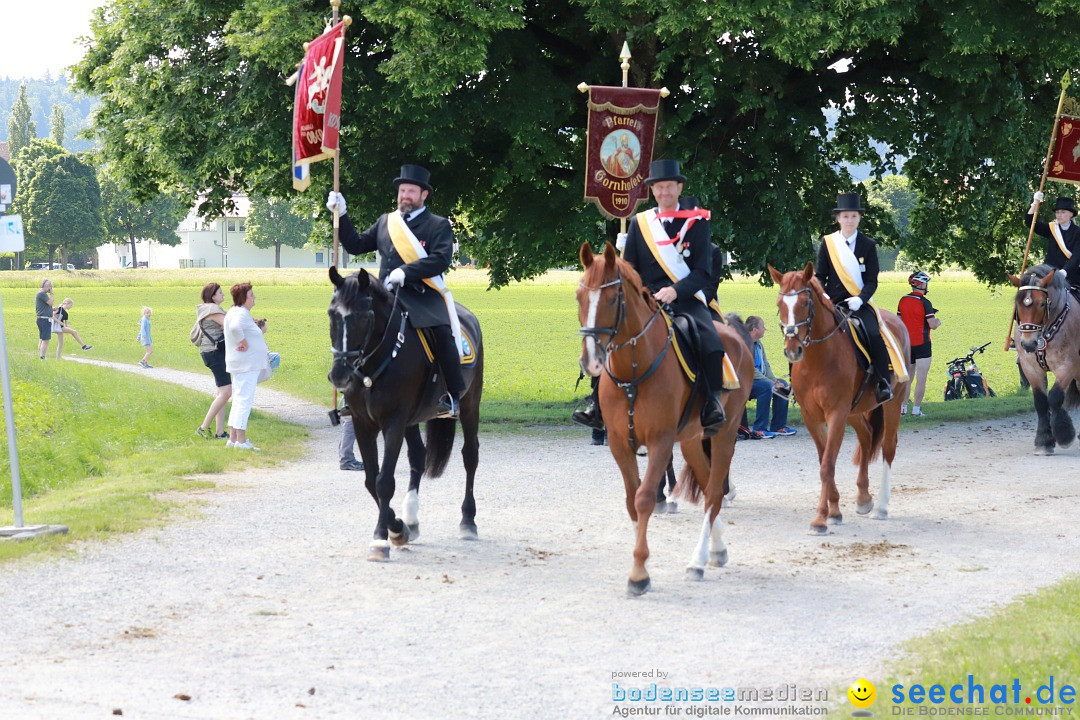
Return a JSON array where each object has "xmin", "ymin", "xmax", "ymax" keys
[
  {"xmin": 402, "ymin": 206, "xmax": 427, "ymax": 223},
  {"xmin": 657, "ymin": 202, "xmax": 680, "ymax": 223},
  {"xmin": 841, "ymin": 230, "xmax": 857, "ymax": 247},
  {"xmin": 1060, "ymin": 222, "xmax": 1072, "ymax": 232}
]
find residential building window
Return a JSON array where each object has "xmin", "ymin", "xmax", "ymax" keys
[
  {"xmin": 315, "ymin": 252, "xmax": 324, "ymax": 264},
  {"xmin": 228, "ymin": 220, "xmax": 238, "ymax": 232},
  {"xmin": 238, "ymin": 219, "xmax": 245, "ymax": 232}
]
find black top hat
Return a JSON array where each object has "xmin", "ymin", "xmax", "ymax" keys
[
  {"xmin": 643, "ymin": 159, "xmax": 687, "ymax": 186},
  {"xmin": 832, "ymin": 192, "xmax": 864, "ymax": 214},
  {"xmin": 393, "ymin": 164, "xmax": 433, "ymax": 194},
  {"xmin": 1053, "ymin": 196, "xmax": 1077, "ymax": 216}
]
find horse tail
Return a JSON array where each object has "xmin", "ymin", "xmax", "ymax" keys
[
  {"xmin": 854, "ymin": 404, "xmax": 885, "ymax": 466},
  {"xmin": 424, "ymin": 418, "xmax": 457, "ymax": 478},
  {"xmin": 674, "ymin": 463, "xmax": 704, "ymax": 505}
]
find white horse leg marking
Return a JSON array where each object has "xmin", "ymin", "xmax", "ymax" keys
[
  {"xmin": 686, "ymin": 514, "xmax": 712, "ymax": 573},
  {"xmin": 403, "ymin": 488, "xmax": 420, "ymax": 526},
  {"xmin": 874, "ymin": 462, "xmax": 891, "ymax": 520}
]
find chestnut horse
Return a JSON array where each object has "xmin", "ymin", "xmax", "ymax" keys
[
  {"xmin": 578, "ymin": 242, "xmax": 753, "ymax": 596},
  {"xmin": 1008, "ymin": 264, "xmax": 1080, "ymax": 454},
  {"xmin": 768, "ymin": 263, "xmax": 909, "ymax": 533}
]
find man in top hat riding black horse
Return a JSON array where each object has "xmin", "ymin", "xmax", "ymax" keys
[
  {"xmin": 326, "ymin": 164, "xmax": 465, "ymax": 418},
  {"xmin": 574, "ymin": 158, "xmax": 727, "ymax": 436},
  {"xmin": 1025, "ymin": 192, "xmax": 1080, "ymax": 290},
  {"xmin": 815, "ymin": 192, "xmax": 896, "ymax": 404}
]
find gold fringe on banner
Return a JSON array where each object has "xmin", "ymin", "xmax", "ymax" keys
[{"xmin": 587, "ymin": 101, "xmax": 660, "ymax": 115}]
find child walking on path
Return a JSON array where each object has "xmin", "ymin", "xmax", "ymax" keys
[{"xmin": 137, "ymin": 306, "xmax": 154, "ymax": 368}]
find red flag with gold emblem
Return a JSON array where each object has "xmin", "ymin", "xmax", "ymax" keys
[
  {"xmin": 1048, "ymin": 114, "xmax": 1080, "ymax": 186},
  {"xmin": 292, "ymin": 21, "xmax": 346, "ymax": 191},
  {"xmin": 583, "ymin": 86, "xmax": 662, "ymax": 219}
]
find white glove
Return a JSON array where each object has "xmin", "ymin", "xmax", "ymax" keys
[
  {"xmin": 383, "ymin": 267, "xmax": 406, "ymax": 291},
  {"xmin": 1033, "ymin": 191, "xmax": 1045, "ymax": 203},
  {"xmin": 615, "ymin": 232, "xmax": 628, "ymax": 251},
  {"xmin": 326, "ymin": 191, "xmax": 347, "ymax": 218},
  {"xmin": 846, "ymin": 296, "xmax": 864, "ymax": 312}
]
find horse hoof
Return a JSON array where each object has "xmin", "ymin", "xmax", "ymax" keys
[
  {"xmin": 708, "ymin": 549, "xmax": 729, "ymax": 567},
  {"xmin": 685, "ymin": 567, "xmax": 704, "ymax": 582},
  {"xmin": 1034, "ymin": 446, "xmax": 1054, "ymax": 456},
  {"xmin": 810, "ymin": 524, "xmax": 828, "ymax": 535},
  {"xmin": 459, "ymin": 524, "xmax": 479, "ymax": 541},
  {"xmin": 655, "ymin": 501, "xmax": 668, "ymax": 514},
  {"xmin": 856, "ymin": 501, "xmax": 874, "ymax": 516},
  {"xmin": 626, "ymin": 577, "xmax": 651, "ymax": 596},
  {"xmin": 873, "ymin": 508, "xmax": 889, "ymax": 520},
  {"xmin": 828, "ymin": 515, "xmax": 843, "ymax": 525},
  {"xmin": 666, "ymin": 501, "xmax": 678, "ymax": 514},
  {"xmin": 406, "ymin": 523, "xmax": 420, "ymax": 540},
  {"xmin": 367, "ymin": 544, "xmax": 390, "ymax": 562},
  {"xmin": 389, "ymin": 525, "xmax": 410, "ymax": 547}
]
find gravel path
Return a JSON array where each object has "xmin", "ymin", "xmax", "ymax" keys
[{"xmin": 1, "ymin": 362, "xmax": 1077, "ymax": 719}]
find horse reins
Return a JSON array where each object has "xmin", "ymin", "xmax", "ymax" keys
[
  {"xmin": 778, "ymin": 287, "xmax": 849, "ymax": 347},
  {"xmin": 579, "ymin": 269, "xmax": 674, "ymax": 450},
  {"xmin": 331, "ymin": 289, "xmax": 408, "ymax": 388},
  {"xmin": 1016, "ymin": 283, "xmax": 1070, "ymax": 371}
]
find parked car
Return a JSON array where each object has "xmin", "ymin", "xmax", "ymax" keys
[
  {"xmin": 29, "ymin": 262, "xmax": 50, "ymax": 270},
  {"xmin": 51, "ymin": 263, "xmax": 76, "ymax": 271}
]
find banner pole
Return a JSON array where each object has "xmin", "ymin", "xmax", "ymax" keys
[
  {"xmin": 619, "ymin": 42, "xmax": 630, "ymax": 239},
  {"xmin": 329, "ymin": 0, "xmax": 350, "ymax": 412},
  {"xmin": 1005, "ymin": 70, "xmax": 1071, "ymax": 350}
]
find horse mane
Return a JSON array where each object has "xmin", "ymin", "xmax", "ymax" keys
[
  {"xmin": 1022, "ymin": 263, "xmax": 1069, "ymax": 293},
  {"xmin": 609, "ymin": 255, "xmax": 659, "ymax": 313},
  {"xmin": 808, "ymin": 275, "xmax": 837, "ymax": 314},
  {"xmin": 335, "ymin": 270, "xmax": 392, "ymax": 308}
]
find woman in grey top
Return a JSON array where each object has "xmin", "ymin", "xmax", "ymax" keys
[
  {"xmin": 195, "ymin": 283, "xmax": 231, "ymax": 440},
  {"xmin": 35, "ymin": 279, "xmax": 53, "ymax": 359}
]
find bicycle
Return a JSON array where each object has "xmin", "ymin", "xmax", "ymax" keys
[{"xmin": 943, "ymin": 341, "xmax": 997, "ymax": 401}]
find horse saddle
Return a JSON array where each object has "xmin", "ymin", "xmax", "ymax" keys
[
  {"xmin": 839, "ymin": 313, "xmax": 873, "ymax": 373},
  {"xmin": 416, "ymin": 327, "xmax": 478, "ymax": 367},
  {"xmin": 666, "ymin": 313, "xmax": 740, "ymax": 390}
]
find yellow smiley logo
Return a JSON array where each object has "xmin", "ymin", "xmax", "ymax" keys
[{"xmin": 848, "ymin": 679, "xmax": 877, "ymax": 709}]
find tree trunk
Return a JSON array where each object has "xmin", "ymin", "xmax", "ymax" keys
[
  {"xmin": 275, "ymin": 242, "xmax": 281, "ymax": 269},
  {"xmin": 129, "ymin": 233, "xmax": 138, "ymax": 268}
]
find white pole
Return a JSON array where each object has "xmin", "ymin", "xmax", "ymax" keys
[{"xmin": 0, "ymin": 291, "xmax": 24, "ymax": 527}]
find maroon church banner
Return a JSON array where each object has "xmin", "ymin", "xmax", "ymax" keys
[
  {"xmin": 1048, "ymin": 114, "xmax": 1080, "ymax": 186},
  {"xmin": 583, "ymin": 86, "xmax": 663, "ymax": 219}
]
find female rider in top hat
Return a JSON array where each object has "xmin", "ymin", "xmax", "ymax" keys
[{"xmin": 1024, "ymin": 192, "xmax": 1080, "ymax": 287}]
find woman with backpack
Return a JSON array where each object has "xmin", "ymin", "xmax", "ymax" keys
[{"xmin": 194, "ymin": 282, "xmax": 231, "ymax": 439}]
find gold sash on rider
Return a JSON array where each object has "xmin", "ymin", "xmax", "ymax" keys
[
  {"xmin": 823, "ymin": 232, "xmax": 909, "ymax": 381},
  {"xmin": 637, "ymin": 210, "xmax": 738, "ymax": 389},
  {"xmin": 1048, "ymin": 222, "xmax": 1073, "ymax": 260},
  {"xmin": 386, "ymin": 211, "xmax": 464, "ymax": 359}
]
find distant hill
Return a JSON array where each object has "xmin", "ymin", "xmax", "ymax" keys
[{"xmin": 0, "ymin": 75, "xmax": 97, "ymax": 154}]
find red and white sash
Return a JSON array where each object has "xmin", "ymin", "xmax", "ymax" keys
[
  {"xmin": 634, "ymin": 210, "xmax": 709, "ymax": 306},
  {"xmin": 386, "ymin": 211, "xmax": 464, "ymax": 358}
]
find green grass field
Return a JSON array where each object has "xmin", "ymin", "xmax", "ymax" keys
[{"xmin": 2, "ymin": 267, "xmax": 1038, "ymax": 424}]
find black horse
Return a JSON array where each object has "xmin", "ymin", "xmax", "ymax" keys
[{"xmin": 328, "ymin": 266, "xmax": 484, "ymax": 561}]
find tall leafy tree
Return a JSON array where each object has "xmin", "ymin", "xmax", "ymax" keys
[
  {"xmin": 12, "ymin": 139, "xmax": 67, "ymax": 262},
  {"xmin": 98, "ymin": 166, "xmax": 186, "ymax": 269},
  {"xmin": 6, "ymin": 84, "xmax": 36, "ymax": 164},
  {"xmin": 49, "ymin": 104, "xmax": 66, "ymax": 147},
  {"xmin": 20, "ymin": 151, "xmax": 104, "ymax": 265},
  {"xmin": 71, "ymin": 0, "xmax": 1080, "ymax": 286},
  {"xmin": 245, "ymin": 195, "xmax": 315, "ymax": 268}
]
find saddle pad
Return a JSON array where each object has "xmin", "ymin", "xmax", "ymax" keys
[
  {"xmin": 666, "ymin": 314, "xmax": 741, "ymax": 390},
  {"xmin": 416, "ymin": 327, "xmax": 478, "ymax": 367},
  {"xmin": 844, "ymin": 312, "xmax": 910, "ymax": 383}
]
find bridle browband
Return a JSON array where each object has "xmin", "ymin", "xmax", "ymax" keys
[
  {"xmin": 778, "ymin": 286, "xmax": 848, "ymax": 347},
  {"xmin": 330, "ymin": 287, "xmax": 408, "ymax": 388}
]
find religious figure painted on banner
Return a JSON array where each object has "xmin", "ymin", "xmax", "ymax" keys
[{"xmin": 601, "ymin": 131, "xmax": 641, "ymax": 178}]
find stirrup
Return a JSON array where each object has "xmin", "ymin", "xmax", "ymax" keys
[{"xmin": 435, "ymin": 393, "xmax": 459, "ymax": 419}]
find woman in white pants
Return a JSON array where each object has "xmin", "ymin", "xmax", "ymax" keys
[{"xmin": 223, "ymin": 282, "xmax": 268, "ymax": 450}]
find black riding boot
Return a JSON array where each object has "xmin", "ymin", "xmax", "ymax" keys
[
  {"xmin": 701, "ymin": 351, "xmax": 728, "ymax": 437},
  {"xmin": 572, "ymin": 376, "xmax": 604, "ymax": 429},
  {"xmin": 869, "ymin": 338, "xmax": 894, "ymax": 404},
  {"xmin": 433, "ymin": 326, "xmax": 466, "ymax": 419}
]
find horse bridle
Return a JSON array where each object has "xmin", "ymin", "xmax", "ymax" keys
[
  {"xmin": 778, "ymin": 287, "xmax": 848, "ymax": 347},
  {"xmin": 1016, "ymin": 282, "xmax": 1070, "ymax": 371},
  {"xmin": 578, "ymin": 274, "xmax": 626, "ymax": 358},
  {"xmin": 330, "ymin": 289, "xmax": 407, "ymax": 388}
]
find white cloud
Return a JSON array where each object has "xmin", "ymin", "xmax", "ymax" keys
[{"xmin": 0, "ymin": 1, "xmax": 106, "ymax": 80}]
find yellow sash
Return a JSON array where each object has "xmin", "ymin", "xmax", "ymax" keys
[
  {"xmin": 385, "ymin": 211, "xmax": 464, "ymax": 358},
  {"xmin": 634, "ymin": 211, "xmax": 709, "ymax": 307},
  {"xmin": 1049, "ymin": 222, "xmax": 1073, "ymax": 260},
  {"xmin": 822, "ymin": 233, "xmax": 909, "ymax": 381}
]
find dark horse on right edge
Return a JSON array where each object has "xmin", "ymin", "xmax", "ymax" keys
[{"xmin": 328, "ymin": 267, "xmax": 484, "ymax": 561}]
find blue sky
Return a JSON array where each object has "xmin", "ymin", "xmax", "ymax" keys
[{"xmin": 0, "ymin": 1, "xmax": 104, "ymax": 80}]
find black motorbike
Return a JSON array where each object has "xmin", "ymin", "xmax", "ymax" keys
[{"xmin": 943, "ymin": 341, "xmax": 996, "ymax": 401}]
